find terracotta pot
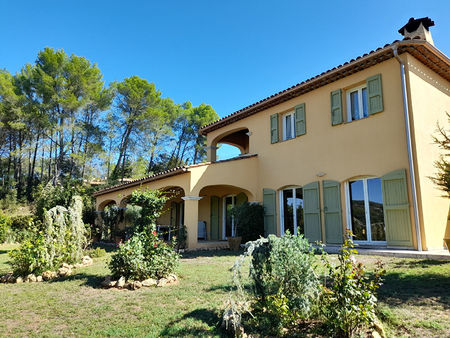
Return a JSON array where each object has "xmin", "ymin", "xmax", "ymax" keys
[
  {"xmin": 444, "ymin": 238, "xmax": 450, "ymax": 253},
  {"xmin": 228, "ymin": 237, "xmax": 242, "ymax": 251}
]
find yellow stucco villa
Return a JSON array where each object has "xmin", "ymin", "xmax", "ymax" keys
[{"xmin": 94, "ymin": 18, "xmax": 450, "ymax": 251}]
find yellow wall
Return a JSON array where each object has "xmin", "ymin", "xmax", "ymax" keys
[
  {"xmin": 406, "ymin": 53, "xmax": 450, "ymax": 249},
  {"xmin": 95, "ymin": 52, "xmax": 449, "ymax": 250},
  {"xmin": 206, "ymin": 57, "xmax": 416, "ymax": 246}
]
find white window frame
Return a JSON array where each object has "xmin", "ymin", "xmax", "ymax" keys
[
  {"xmin": 344, "ymin": 179, "xmax": 387, "ymax": 245},
  {"xmin": 279, "ymin": 187, "xmax": 301, "ymax": 236},
  {"xmin": 222, "ymin": 194, "xmax": 236, "ymax": 240},
  {"xmin": 282, "ymin": 111, "xmax": 295, "ymax": 141},
  {"xmin": 346, "ymin": 84, "xmax": 368, "ymax": 122}
]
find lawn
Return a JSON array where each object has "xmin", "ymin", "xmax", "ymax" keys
[{"xmin": 0, "ymin": 244, "xmax": 449, "ymax": 337}]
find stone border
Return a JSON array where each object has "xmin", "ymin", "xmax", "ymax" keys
[
  {"xmin": 0, "ymin": 255, "xmax": 94, "ymax": 284},
  {"xmin": 101, "ymin": 274, "xmax": 178, "ymax": 290}
]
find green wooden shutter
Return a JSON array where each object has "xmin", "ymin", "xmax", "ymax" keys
[
  {"xmin": 295, "ymin": 103, "xmax": 306, "ymax": 137},
  {"xmin": 381, "ymin": 169, "xmax": 413, "ymax": 247},
  {"xmin": 236, "ymin": 192, "xmax": 248, "ymax": 206},
  {"xmin": 330, "ymin": 89, "xmax": 343, "ymax": 125},
  {"xmin": 303, "ymin": 181, "xmax": 322, "ymax": 242},
  {"xmin": 263, "ymin": 188, "xmax": 277, "ymax": 236},
  {"xmin": 170, "ymin": 202, "xmax": 177, "ymax": 226},
  {"xmin": 210, "ymin": 196, "xmax": 220, "ymax": 240},
  {"xmin": 322, "ymin": 180, "xmax": 343, "ymax": 244},
  {"xmin": 367, "ymin": 74, "xmax": 383, "ymax": 115},
  {"xmin": 270, "ymin": 113, "xmax": 279, "ymax": 144}
]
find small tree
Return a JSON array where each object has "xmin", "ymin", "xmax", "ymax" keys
[
  {"xmin": 127, "ymin": 188, "xmax": 167, "ymax": 232},
  {"xmin": 430, "ymin": 112, "xmax": 450, "ymax": 196},
  {"xmin": 231, "ymin": 202, "xmax": 265, "ymax": 243}
]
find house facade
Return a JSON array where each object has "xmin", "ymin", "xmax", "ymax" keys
[{"xmin": 94, "ymin": 18, "xmax": 450, "ymax": 251}]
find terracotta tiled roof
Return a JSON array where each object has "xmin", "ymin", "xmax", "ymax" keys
[
  {"xmin": 199, "ymin": 40, "xmax": 450, "ymax": 135},
  {"xmin": 93, "ymin": 153, "xmax": 258, "ymax": 196}
]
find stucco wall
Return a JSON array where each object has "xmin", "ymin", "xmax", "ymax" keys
[
  {"xmin": 406, "ymin": 53, "xmax": 450, "ymax": 249},
  {"xmin": 206, "ymin": 57, "xmax": 415, "ymax": 246}
]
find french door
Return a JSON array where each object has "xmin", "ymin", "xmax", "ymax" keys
[
  {"xmin": 280, "ymin": 187, "xmax": 304, "ymax": 236},
  {"xmin": 346, "ymin": 178, "xmax": 386, "ymax": 244},
  {"xmin": 222, "ymin": 195, "xmax": 236, "ymax": 239}
]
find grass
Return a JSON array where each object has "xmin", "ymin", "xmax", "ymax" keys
[{"xmin": 0, "ymin": 245, "xmax": 449, "ymax": 337}]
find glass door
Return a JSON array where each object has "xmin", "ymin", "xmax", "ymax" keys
[
  {"xmin": 280, "ymin": 187, "xmax": 304, "ymax": 235},
  {"xmin": 348, "ymin": 178, "xmax": 386, "ymax": 243},
  {"xmin": 223, "ymin": 195, "xmax": 236, "ymax": 239}
]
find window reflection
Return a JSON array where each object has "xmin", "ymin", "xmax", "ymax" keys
[
  {"xmin": 349, "ymin": 180, "xmax": 367, "ymax": 240},
  {"xmin": 367, "ymin": 178, "xmax": 385, "ymax": 241},
  {"xmin": 282, "ymin": 187, "xmax": 303, "ymax": 235}
]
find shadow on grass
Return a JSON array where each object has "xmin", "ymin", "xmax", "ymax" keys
[
  {"xmin": 392, "ymin": 259, "xmax": 449, "ymax": 269},
  {"xmin": 90, "ymin": 242, "xmax": 118, "ymax": 253},
  {"xmin": 158, "ymin": 308, "xmax": 225, "ymax": 337},
  {"xmin": 0, "ymin": 250, "xmax": 10, "ymax": 255},
  {"xmin": 181, "ymin": 249, "xmax": 242, "ymax": 260},
  {"xmin": 379, "ymin": 271, "xmax": 450, "ymax": 308},
  {"xmin": 47, "ymin": 272, "xmax": 105, "ymax": 289}
]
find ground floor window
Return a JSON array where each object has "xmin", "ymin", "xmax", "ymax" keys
[
  {"xmin": 280, "ymin": 187, "xmax": 304, "ymax": 235},
  {"xmin": 347, "ymin": 177, "xmax": 386, "ymax": 243}
]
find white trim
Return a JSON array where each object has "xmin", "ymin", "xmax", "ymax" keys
[
  {"xmin": 181, "ymin": 196, "xmax": 203, "ymax": 201},
  {"xmin": 345, "ymin": 178, "xmax": 387, "ymax": 245},
  {"xmin": 282, "ymin": 111, "xmax": 295, "ymax": 141},
  {"xmin": 346, "ymin": 84, "xmax": 368, "ymax": 122},
  {"xmin": 222, "ymin": 195, "xmax": 236, "ymax": 240}
]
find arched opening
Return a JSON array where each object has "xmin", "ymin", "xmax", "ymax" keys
[{"xmin": 209, "ymin": 128, "xmax": 250, "ymax": 162}]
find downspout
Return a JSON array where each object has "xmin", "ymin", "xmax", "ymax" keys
[{"xmin": 392, "ymin": 45, "xmax": 423, "ymax": 251}]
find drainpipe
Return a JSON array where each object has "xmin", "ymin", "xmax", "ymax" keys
[{"xmin": 392, "ymin": 45, "xmax": 423, "ymax": 251}]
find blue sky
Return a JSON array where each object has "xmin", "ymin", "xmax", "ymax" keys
[{"xmin": 1, "ymin": 1, "xmax": 449, "ymax": 159}]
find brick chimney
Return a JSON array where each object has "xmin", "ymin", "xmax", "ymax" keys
[{"xmin": 398, "ymin": 17, "xmax": 435, "ymax": 45}]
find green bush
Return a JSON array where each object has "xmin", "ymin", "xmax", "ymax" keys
[
  {"xmin": 0, "ymin": 213, "xmax": 12, "ymax": 243},
  {"xmin": 231, "ymin": 202, "xmax": 265, "ymax": 243},
  {"xmin": 109, "ymin": 230, "xmax": 179, "ymax": 280},
  {"xmin": 230, "ymin": 233, "xmax": 321, "ymax": 335},
  {"xmin": 320, "ymin": 237, "xmax": 385, "ymax": 337},
  {"xmin": 9, "ymin": 196, "xmax": 87, "ymax": 275},
  {"xmin": 85, "ymin": 247, "xmax": 107, "ymax": 258},
  {"xmin": 128, "ymin": 189, "xmax": 167, "ymax": 232}
]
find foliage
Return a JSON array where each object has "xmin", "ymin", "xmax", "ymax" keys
[
  {"xmin": 0, "ymin": 213, "xmax": 12, "ymax": 243},
  {"xmin": 320, "ymin": 236, "xmax": 385, "ymax": 337},
  {"xmin": 9, "ymin": 196, "xmax": 87, "ymax": 275},
  {"xmin": 9, "ymin": 215, "xmax": 40, "ymax": 243},
  {"xmin": 127, "ymin": 189, "xmax": 167, "ymax": 232},
  {"xmin": 101, "ymin": 205, "xmax": 121, "ymax": 240},
  {"xmin": 229, "ymin": 233, "xmax": 322, "ymax": 335},
  {"xmin": 123, "ymin": 204, "xmax": 142, "ymax": 227},
  {"xmin": 430, "ymin": 112, "xmax": 450, "ymax": 196},
  {"xmin": 109, "ymin": 230, "xmax": 179, "ymax": 280},
  {"xmin": 85, "ymin": 247, "xmax": 107, "ymax": 258},
  {"xmin": 231, "ymin": 202, "xmax": 265, "ymax": 242}
]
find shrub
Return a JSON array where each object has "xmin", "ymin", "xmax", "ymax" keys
[
  {"xmin": 0, "ymin": 213, "xmax": 12, "ymax": 243},
  {"xmin": 85, "ymin": 247, "xmax": 107, "ymax": 258},
  {"xmin": 231, "ymin": 202, "xmax": 265, "ymax": 243},
  {"xmin": 9, "ymin": 196, "xmax": 88, "ymax": 275},
  {"xmin": 229, "ymin": 233, "xmax": 322, "ymax": 335},
  {"xmin": 109, "ymin": 230, "xmax": 179, "ymax": 280},
  {"xmin": 101, "ymin": 205, "xmax": 121, "ymax": 240},
  {"xmin": 128, "ymin": 189, "xmax": 167, "ymax": 232},
  {"xmin": 320, "ymin": 237, "xmax": 385, "ymax": 337}
]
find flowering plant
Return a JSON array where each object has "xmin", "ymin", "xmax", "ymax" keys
[{"xmin": 109, "ymin": 227, "xmax": 179, "ymax": 280}]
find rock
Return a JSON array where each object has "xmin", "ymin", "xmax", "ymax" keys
[
  {"xmin": 58, "ymin": 267, "xmax": 72, "ymax": 277},
  {"xmin": 81, "ymin": 256, "xmax": 93, "ymax": 266},
  {"xmin": 156, "ymin": 278, "xmax": 168, "ymax": 287},
  {"xmin": 168, "ymin": 274, "xmax": 177, "ymax": 282},
  {"xmin": 129, "ymin": 281, "xmax": 142, "ymax": 290},
  {"xmin": 373, "ymin": 319, "xmax": 386, "ymax": 338},
  {"xmin": 16, "ymin": 276, "xmax": 23, "ymax": 284},
  {"xmin": 1, "ymin": 273, "xmax": 14, "ymax": 283},
  {"xmin": 36, "ymin": 276, "xmax": 43, "ymax": 282},
  {"xmin": 369, "ymin": 331, "xmax": 382, "ymax": 338},
  {"xmin": 42, "ymin": 270, "xmax": 57, "ymax": 281},
  {"xmin": 141, "ymin": 278, "xmax": 157, "ymax": 287},
  {"xmin": 62, "ymin": 263, "xmax": 73, "ymax": 269},
  {"xmin": 116, "ymin": 276, "xmax": 126, "ymax": 288},
  {"xmin": 25, "ymin": 274, "xmax": 37, "ymax": 283}
]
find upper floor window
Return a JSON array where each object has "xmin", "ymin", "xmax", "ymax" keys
[
  {"xmin": 346, "ymin": 84, "xmax": 368, "ymax": 122},
  {"xmin": 282, "ymin": 112, "xmax": 295, "ymax": 141}
]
